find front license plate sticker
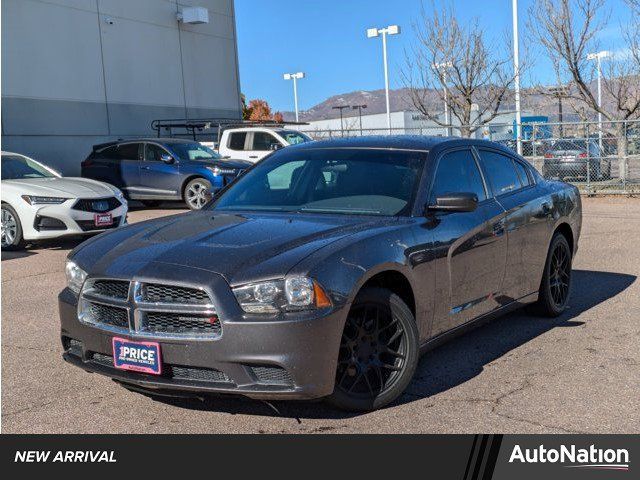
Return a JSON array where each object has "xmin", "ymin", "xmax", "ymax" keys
[
  {"xmin": 95, "ymin": 213, "xmax": 113, "ymax": 226},
  {"xmin": 112, "ymin": 337, "xmax": 161, "ymax": 375}
]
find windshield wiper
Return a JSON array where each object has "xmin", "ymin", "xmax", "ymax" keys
[{"xmin": 298, "ymin": 207, "xmax": 382, "ymax": 215}]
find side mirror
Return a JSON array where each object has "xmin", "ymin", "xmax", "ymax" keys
[
  {"xmin": 270, "ymin": 143, "xmax": 283, "ymax": 151},
  {"xmin": 427, "ymin": 192, "xmax": 478, "ymax": 214},
  {"xmin": 160, "ymin": 153, "xmax": 174, "ymax": 164}
]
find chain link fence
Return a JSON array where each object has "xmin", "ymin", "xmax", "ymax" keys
[{"xmin": 301, "ymin": 119, "xmax": 640, "ymax": 194}]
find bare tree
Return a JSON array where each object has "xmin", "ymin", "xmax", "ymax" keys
[
  {"xmin": 529, "ymin": 0, "xmax": 640, "ymax": 176},
  {"xmin": 401, "ymin": 4, "xmax": 517, "ymax": 137}
]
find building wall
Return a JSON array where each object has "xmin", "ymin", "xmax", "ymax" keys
[{"xmin": 1, "ymin": 0, "xmax": 242, "ymax": 174}]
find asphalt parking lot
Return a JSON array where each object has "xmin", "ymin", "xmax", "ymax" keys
[{"xmin": 2, "ymin": 198, "xmax": 639, "ymax": 433}]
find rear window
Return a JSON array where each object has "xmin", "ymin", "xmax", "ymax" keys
[
  {"xmin": 478, "ymin": 150, "xmax": 522, "ymax": 196},
  {"xmin": 228, "ymin": 132, "xmax": 247, "ymax": 151},
  {"xmin": 552, "ymin": 140, "xmax": 587, "ymax": 151}
]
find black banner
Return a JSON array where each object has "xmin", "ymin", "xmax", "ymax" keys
[{"xmin": 0, "ymin": 434, "xmax": 637, "ymax": 478}]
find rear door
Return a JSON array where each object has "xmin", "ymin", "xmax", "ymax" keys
[
  {"xmin": 476, "ymin": 148, "xmax": 551, "ymax": 300},
  {"xmin": 428, "ymin": 148, "xmax": 508, "ymax": 337},
  {"xmin": 224, "ymin": 131, "xmax": 251, "ymax": 161},
  {"xmin": 115, "ymin": 143, "xmax": 142, "ymax": 195}
]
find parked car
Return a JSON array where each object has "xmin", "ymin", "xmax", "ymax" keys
[
  {"xmin": 60, "ymin": 136, "xmax": 581, "ymax": 411},
  {"xmin": 1, "ymin": 152, "xmax": 128, "ymax": 250},
  {"xmin": 218, "ymin": 127, "xmax": 312, "ymax": 162},
  {"xmin": 542, "ymin": 138, "xmax": 610, "ymax": 180},
  {"xmin": 81, "ymin": 139, "xmax": 252, "ymax": 210}
]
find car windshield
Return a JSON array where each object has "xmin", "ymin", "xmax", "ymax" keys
[
  {"xmin": 211, "ymin": 148, "xmax": 425, "ymax": 216},
  {"xmin": 1, "ymin": 155, "xmax": 57, "ymax": 180},
  {"xmin": 168, "ymin": 142, "xmax": 222, "ymax": 161},
  {"xmin": 279, "ymin": 130, "xmax": 312, "ymax": 145}
]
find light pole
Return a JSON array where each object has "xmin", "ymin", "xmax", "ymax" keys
[
  {"xmin": 352, "ymin": 104, "xmax": 367, "ymax": 135},
  {"xmin": 283, "ymin": 72, "xmax": 305, "ymax": 122},
  {"xmin": 367, "ymin": 25, "xmax": 401, "ymax": 134},
  {"xmin": 587, "ymin": 50, "xmax": 610, "ymax": 154},
  {"xmin": 548, "ymin": 86, "xmax": 569, "ymax": 137},
  {"xmin": 433, "ymin": 61, "xmax": 453, "ymax": 136},
  {"xmin": 332, "ymin": 105, "xmax": 349, "ymax": 136},
  {"xmin": 512, "ymin": 0, "xmax": 522, "ymax": 155}
]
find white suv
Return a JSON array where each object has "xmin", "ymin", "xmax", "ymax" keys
[{"xmin": 218, "ymin": 128, "xmax": 312, "ymax": 162}]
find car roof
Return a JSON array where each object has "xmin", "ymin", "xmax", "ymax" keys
[
  {"xmin": 289, "ymin": 135, "xmax": 518, "ymax": 153},
  {"xmin": 92, "ymin": 138, "xmax": 198, "ymax": 151}
]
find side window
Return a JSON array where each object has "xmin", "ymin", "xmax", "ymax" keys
[
  {"xmin": 512, "ymin": 159, "xmax": 531, "ymax": 187},
  {"xmin": 252, "ymin": 132, "xmax": 280, "ymax": 151},
  {"xmin": 117, "ymin": 143, "xmax": 141, "ymax": 161},
  {"xmin": 479, "ymin": 150, "xmax": 522, "ymax": 196},
  {"xmin": 145, "ymin": 144, "xmax": 167, "ymax": 162},
  {"xmin": 228, "ymin": 132, "xmax": 247, "ymax": 151},
  {"xmin": 266, "ymin": 161, "xmax": 306, "ymax": 190},
  {"xmin": 94, "ymin": 145, "xmax": 118, "ymax": 160},
  {"xmin": 430, "ymin": 149, "xmax": 487, "ymax": 203}
]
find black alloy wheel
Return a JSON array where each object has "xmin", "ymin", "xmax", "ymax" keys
[
  {"xmin": 534, "ymin": 233, "xmax": 572, "ymax": 317},
  {"xmin": 327, "ymin": 287, "xmax": 419, "ymax": 411}
]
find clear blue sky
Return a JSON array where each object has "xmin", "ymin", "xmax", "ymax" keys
[{"xmin": 235, "ymin": 0, "xmax": 629, "ymax": 112}]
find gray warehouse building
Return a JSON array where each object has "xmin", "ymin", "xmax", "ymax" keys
[{"xmin": 1, "ymin": 0, "xmax": 242, "ymax": 174}]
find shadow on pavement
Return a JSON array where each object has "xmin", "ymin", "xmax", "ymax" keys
[
  {"xmin": 1, "ymin": 236, "xmax": 90, "ymax": 261},
  {"xmin": 124, "ymin": 269, "xmax": 636, "ymax": 421}
]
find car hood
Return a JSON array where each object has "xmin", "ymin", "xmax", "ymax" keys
[
  {"xmin": 3, "ymin": 177, "xmax": 118, "ymax": 198},
  {"xmin": 190, "ymin": 158, "xmax": 253, "ymax": 169},
  {"xmin": 72, "ymin": 211, "xmax": 398, "ymax": 285}
]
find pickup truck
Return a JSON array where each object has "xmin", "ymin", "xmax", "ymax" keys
[{"xmin": 217, "ymin": 127, "xmax": 312, "ymax": 162}]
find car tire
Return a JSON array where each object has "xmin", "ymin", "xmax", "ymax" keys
[
  {"xmin": 1, "ymin": 203, "xmax": 25, "ymax": 251},
  {"xmin": 326, "ymin": 287, "xmax": 419, "ymax": 412},
  {"xmin": 183, "ymin": 178, "xmax": 212, "ymax": 210},
  {"xmin": 141, "ymin": 200, "xmax": 162, "ymax": 208},
  {"xmin": 533, "ymin": 232, "xmax": 572, "ymax": 317}
]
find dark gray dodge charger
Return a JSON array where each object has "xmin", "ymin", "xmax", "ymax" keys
[{"xmin": 59, "ymin": 136, "xmax": 582, "ymax": 411}]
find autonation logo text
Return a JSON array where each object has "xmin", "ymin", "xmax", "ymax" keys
[{"xmin": 509, "ymin": 444, "xmax": 630, "ymax": 471}]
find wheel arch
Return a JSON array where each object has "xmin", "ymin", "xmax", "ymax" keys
[
  {"xmin": 352, "ymin": 268, "xmax": 416, "ymax": 319},
  {"xmin": 553, "ymin": 222, "xmax": 575, "ymax": 255}
]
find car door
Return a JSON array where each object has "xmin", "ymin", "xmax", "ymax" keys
[
  {"xmin": 427, "ymin": 148, "xmax": 508, "ymax": 337},
  {"xmin": 115, "ymin": 142, "xmax": 142, "ymax": 196},
  {"xmin": 138, "ymin": 143, "xmax": 181, "ymax": 199},
  {"xmin": 476, "ymin": 148, "xmax": 552, "ymax": 300},
  {"xmin": 246, "ymin": 131, "xmax": 284, "ymax": 161},
  {"xmin": 225, "ymin": 131, "xmax": 251, "ymax": 161}
]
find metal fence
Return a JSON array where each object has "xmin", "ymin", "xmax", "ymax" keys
[{"xmin": 302, "ymin": 119, "xmax": 640, "ymax": 194}]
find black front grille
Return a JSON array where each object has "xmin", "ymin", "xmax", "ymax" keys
[
  {"xmin": 250, "ymin": 365, "xmax": 293, "ymax": 386},
  {"xmin": 77, "ymin": 216, "xmax": 121, "ymax": 232},
  {"xmin": 73, "ymin": 197, "xmax": 121, "ymax": 213},
  {"xmin": 170, "ymin": 365, "xmax": 231, "ymax": 383},
  {"xmin": 85, "ymin": 303, "xmax": 128, "ymax": 328},
  {"xmin": 91, "ymin": 352, "xmax": 114, "ymax": 367},
  {"xmin": 92, "ymin": 280, "xmax": 129, "ymax": 299},
  {"xmin": 142, "ymin": 312, "xmax": 221, "ymax": 336},
  {"xmin": 144, "ymin": 284, "xmax": 210, "ymax": 305},
  {"xmin": 88, "ymin": 353, "xmax": 232, "ymax": 384}
]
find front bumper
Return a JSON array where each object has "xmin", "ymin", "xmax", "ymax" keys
[
  {"xmin": 59, "ymin": 285, "xmax": 346, "ymax": 400},
  {"xmin": 21, "ymin": 199, "xmax": 128, "ymax": 241}
]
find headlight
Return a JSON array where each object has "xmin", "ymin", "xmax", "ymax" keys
[
  {"xmin": 233, "ymin": 276, "xmax": 331, "ymax": 314},
  {"xmin": 22, "ymin": 195, "xmax": 69, "ymax": 205},
  {"xmin": 65, "ymin": 261, "xmax": 87, "ymax": 294},
  {"xmin": 208, "ymin": 166, "xmax": 237, "ymax": 176}
]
